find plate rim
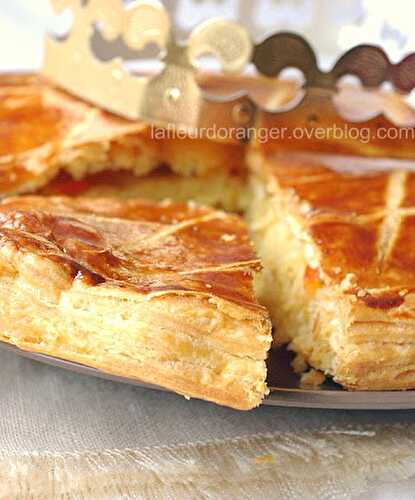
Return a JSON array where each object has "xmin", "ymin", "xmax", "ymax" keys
[{"xmin": 2, "ymin": 341, "xmax": 415, "ymax": 410}]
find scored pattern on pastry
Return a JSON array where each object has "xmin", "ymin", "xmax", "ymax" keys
[
  {"xmin": 313, "ymin": 168, "xmax": 415, "ymax": 291},
  {"xmin": 0, "ymin": 75, "xmax": 247, "ymax": 207},
  {"xmin": 264, "ymin": 156, "xmax": 415, "ymax": 294},
  {"xmin": 142, "ymin": 212, "xmax": 223, "ymax": 243},
  {"xmin": 0, "ymin": 195, "xmax": 271, "ymax": 409},
  {"xmin": 376, "ymin": 171, "xmax": 408, "ymax": 271},
  {"xmin": 0, "ymin": 196, "xmax": 264, "ymax": 309}
]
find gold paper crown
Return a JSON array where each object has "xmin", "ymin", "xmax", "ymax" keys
[{"xmin": 43, "ymin": 0, "xmax": 415, "ymax": 135}]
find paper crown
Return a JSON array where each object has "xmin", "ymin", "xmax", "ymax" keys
[{"xmin": 43, "ymin": 0, "xmax": 415, "ymax": 135}]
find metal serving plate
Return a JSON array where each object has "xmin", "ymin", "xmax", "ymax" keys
[{"xmin": 2, "ymin": 341, "xmax": 415, "ymax": 409}]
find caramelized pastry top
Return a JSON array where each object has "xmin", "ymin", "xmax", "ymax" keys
[
  {"xmin": 0, "ymin": 196, "xmax": 265, "ymax": 313},
  {"xmin": 260, "ymin": 152, "xmax": 415, "ymax": 305},
  {"xmin": 0, "ymin": 74, "xmax": 142, "ymax": 193},
  {"xmin": 0, "ymin": 75, "xmax": 244, "ymax": 196}
]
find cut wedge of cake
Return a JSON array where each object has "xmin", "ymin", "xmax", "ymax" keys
[
  {"xmin": 0, "ymin": 74, "xmax": 247, "ymax": 210},
  {"xmin": 0, "ymin": 195, "xmax": 271, "ymax": 409},
  {"xmin": 248, "ymin": 149, "xmax": 415, "ymax": 390}
]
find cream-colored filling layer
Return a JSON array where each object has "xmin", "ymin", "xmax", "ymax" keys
[
  {"xmin": 247, "ymin": 171, "xmax": 353, "ymax": 377},
  {"xmin": 77, "ymin": 172, "xmax": 248, "ymax": 212},
  {"xmin": 10, "ymin": 133, "xmax": 245, "ymax": 207}
]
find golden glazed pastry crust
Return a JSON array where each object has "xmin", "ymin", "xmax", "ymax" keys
[
  {"xmin": 0, "ymin": 195, "xmax": 271, "ymax": 409},
  {"xmin": 248, "ymin": 148, "xmax": 415, "ymax": 390},
  {"xmin": 0, "ymin": 74, "xmax": 246, "ymax": 209}
]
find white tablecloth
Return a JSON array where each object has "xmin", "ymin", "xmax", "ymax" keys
[{"xmin": 2, "ymin": 350, "xmax": 415, "ymax": 499}]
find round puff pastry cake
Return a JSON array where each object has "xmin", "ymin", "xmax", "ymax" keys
[
  {"xmin": 4, "ymin": 71, "xmax": 415, "ymax": 397},
  {"xmin": 0, "ymin": 195, "xmax": 271, "ymax": 409}
]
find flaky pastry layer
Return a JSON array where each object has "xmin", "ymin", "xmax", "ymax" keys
[
  {"xmin": 248, "ymin": 148, "xmax": 415, "ymax": 390},
  {"xmin": 0, "ymin": 196, "xmax": 271, "ymax": 409}
]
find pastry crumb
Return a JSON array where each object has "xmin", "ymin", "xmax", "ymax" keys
[
  {"xmin": 300, "ymin": 369, "xmax": 326, "ymax": 388},
  {"xmin": 291, "ymin": 353, "xmax": 307, "ymax": 374}
]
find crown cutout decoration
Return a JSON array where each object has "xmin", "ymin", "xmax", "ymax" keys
[
  {"xmin": 43, "ymin": 0, "xmax": 256, "ymax": 134},
  {"xmin": 43, "ymin": 0, "xmax": 415, "ymax": 136}
]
